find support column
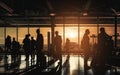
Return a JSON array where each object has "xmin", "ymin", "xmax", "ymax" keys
[
  {"xmin": 97, "ymin": 16, "xmax": 99, "ymax": 36},
  {"xmin": 51, "ymin": 15, "xmax": 55, "ymax": 51},
  {"xmin": 47, "ymin": 32, "xmax": 50, "ymax": 62},
  {"xmin": 114, "ymin": 16, "xmax": 117, "ymax": 47},
  {"xmin": 16, "ymin": 24, "xmax": 18, "ymax": 41},
  {"xmin": 63, "ymin": 16, "xmax": 65, "ymax": 51},
  {"xmin": 4, "ymin": 27, "xmax": 6, "ymax": 46},
  {"xmin": 78, "ymin": 16, "xmax": 80, "ymax": 51}
]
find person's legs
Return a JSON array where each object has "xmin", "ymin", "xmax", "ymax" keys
[
  {"xmin": 84, "ymin": 52, "xmax": 91, "ymax": 70},
  {"xmin": 84, "ymin": 55, "xmax": 89, "ymax": 66}
]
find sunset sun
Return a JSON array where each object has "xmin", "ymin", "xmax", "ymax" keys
[
  {"xmin": 65, "ymin": 28, "xmax": 78, "ymax": 38},
  {"xmin": 69, "ymin": 31, "xmax": 77, "ymax": 38}
]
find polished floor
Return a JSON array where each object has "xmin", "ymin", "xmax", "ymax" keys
[{"xmin": 0, "ymin": 54, "xmax": 120, "ymax": 75}]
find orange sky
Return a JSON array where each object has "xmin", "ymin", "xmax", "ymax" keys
[{"xmin": 0, "ymin": 26, "xmax": 119, "ymax": 45}]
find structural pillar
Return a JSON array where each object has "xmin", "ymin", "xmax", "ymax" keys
[
  {"xmin": 114, "ymin": 16, "xmax": 117, "ymax": 47},
  {"xmin": 50, "ymin": 13, "xmax": 55, "ymax": 51}
]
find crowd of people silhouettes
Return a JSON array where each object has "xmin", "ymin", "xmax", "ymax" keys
[{"xmin": 1, "ymin": 27, "xmax": 115, "ymax": 74}]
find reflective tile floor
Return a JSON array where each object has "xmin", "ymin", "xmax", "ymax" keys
[{"xmin": 0, "ymin": 54, "xmax": 120, "ymax": 75}]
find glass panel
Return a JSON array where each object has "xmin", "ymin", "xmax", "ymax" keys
[
  {"xmin": 6, "ymin": 27, "xmax": 17, "ymax": 44},
  {"xmin": 0, "ymin": 28, "xmax": 4, "ymax": 46},
  {"xmin": 18, "ymin": 28, "xmax": 28, "ymax": 44},
  {"xmin": 117, "ymin": 26, "xmax": 120, "ymax": 47},
  {"xmin": 65, "ymin": 26, "xmax": 78, "ymax": 53},
  {"xmin": 29, "ymin": 27, "xmax": 38, "ymax": 39},
  {"xmin": 41, "ymin": 27, "xmax": 51, "ymax": 51}
]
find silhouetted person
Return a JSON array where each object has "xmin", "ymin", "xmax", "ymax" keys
[
  {"xmin": 81, "ymin": 29, "xmax": 91, "ymax": 70},
  {"xmin": 95, "ymin": 27, "xmax": 111, "ymax": 75},
  {"xmin": 0, "ymin": 46, "xmax": 3, "ymax": 61},
  {"xmin": 23, "ymin": 34, "xmax": 31, "ymax": 60},
  {"xmin": 98, "ymin": 27, "xmax": 110, "ymax": 63},
  {"xmin": 106, "ymin": 36, "xmax": 114, "ymax": 64},
  {"xmin": 36, "ymin": 29, "xmax": 44, "ymax": 67},
  {"xmin": 23, "ymin": 34, "xmax": 31, "ymax": 68},
  {"xmin": 11, "ymin": 37, "xmax": 18, "ymax": 63},
  {"xmin": 30, "ymin": 36, "xmax": 36, "ymax": 65},
  {"xmin": 4, "ymin": 35, "xmax": 11, "ymax": 71},
  {"xmin": 16, "ymin": 41, "xmax": 21, "ymax": 64},
  {"xmin": 54, "ymin": 31, "xmax": 62, "ymax": 64},
  {"xmin": 65, "ymin": 38, "xmax": 70, "ymax": 56},
  {"xmin": 5, "ymin": 35, "xmax": 11, "ymax": 58}
]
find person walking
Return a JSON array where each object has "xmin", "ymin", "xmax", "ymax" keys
[{"xmin": 81, "ymin": 29, "xmax": 91, "ymax": 70}]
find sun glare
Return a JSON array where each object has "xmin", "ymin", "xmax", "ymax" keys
[
  {"xmin": 69, "ymin": 32, "xmax": 77, "ymax": 38},
  {"xmin": 65, "ymin": 28, "xmax": 78, "ymax": 39}
]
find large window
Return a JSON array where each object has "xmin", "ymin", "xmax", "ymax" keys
[
  {"xmin": 64, "ymin": 26, "xmax": 78, "ymax": 52},
  {"xmin": 29, "ymin": 27, "xmax": 38, "ymax": 39},
  {"xmin": 40, "ymin": 27, "xmax": 51, "ymax": 51},
  {"xmin": 0, "ymin": 17, "xmax": 120, "ymax": 49},
  {"xmin": 18, "ymin": 28, "xmax": 28, "ymax": 44},
  {"xmin": 0, "ymin": 28, "xmax": 4, "ymax": 45},
  {"xmin": 6, "ymin": 27, "xmax": 17, "ymax": 42}
]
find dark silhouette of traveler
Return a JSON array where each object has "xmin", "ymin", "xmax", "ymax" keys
[
  {"xmin": 11, "ymin": 37, "xmax": 21, "ymax": 69},
  {"xmin": 11, "ymin": 38, "xmax": 21, "ymax": 63},
  {"xmin": 15, "ymin": 41, "xmax": 21, "ymax": 69},
  {"xmin": 11, "ymin": 37, "xmax": 18, "ymax": 63},
  {"xmin": 23, "ymin": 34, "xmax": 31, "ymax": 61},
  {"xmin": 0, "ymin": 46, "xmax": 3, "ymax": 61},
  {"xmin": 65, "ymin": 38, "xmax": 70, "ymax": 56},
  {"xmin": 93, "ymin": 27, "xmax": 111, "ymax": 75},
  {"xmin": 36, "ymin": 29, "xmax": 44, "ymax": 67},
  {"xmin": 22, "ymin": 34, "xmax": 31, "ymax": 69},
  {"xmin": 15, "ymin": 41, "xmax": 21, "ymax": 66},
  {"xmin": 81, "ymin": 29, "xmax": 91, "ymax": 70},
  {"xmin": 5, "ymin": 35, "xmax": 11, "ymax": 58},
  {"xmin": 4, "ymin": 36, "xmax": 11, "ymax": 71},
  {"xmin": 30, "ymin": 36, "xmax": 36, "ymax": 65},
  {"xmin": 98, "ymin": 27, "xmax": 111, "ymax": 64},
  {"xmin": 106, "ymin": 36, "xmax": 114, "ymax": 64},
  {"xmin": 54, "ymin": 31, "xmax": 62, "ymax": 64}
]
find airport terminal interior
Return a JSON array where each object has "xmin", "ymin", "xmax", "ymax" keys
[{"xmin": 0, "ymin": 0, "xmax": 120, "ymax": 75}]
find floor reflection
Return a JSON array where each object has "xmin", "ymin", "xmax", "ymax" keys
[
  {"xmin": 0, "ymin": 54, "xmax": 120, "ymax": 75},
  {"xmin": 68, "ymin": 55, "xmax": 92, "ymax": 75},
  {"xmin": 62, "ymin": 55, "xmax": 120, "ymax": 75}
]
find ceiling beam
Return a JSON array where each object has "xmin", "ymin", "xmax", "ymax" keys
[
  {"xmin": 111, "ymin": 8, "xmax": 120, "ymax": 16},
  {"xmin": 0, "ymin": 1, "xmax": 13, "ymax": 13},
  {"xmin": 47, "ymin": 0, "xmax": 54, "ymax": 13}
]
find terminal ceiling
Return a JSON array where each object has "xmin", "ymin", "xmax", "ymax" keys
[{"xmin": 0, "ymin": 0, "xmax": 120, "ymax": 26}]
